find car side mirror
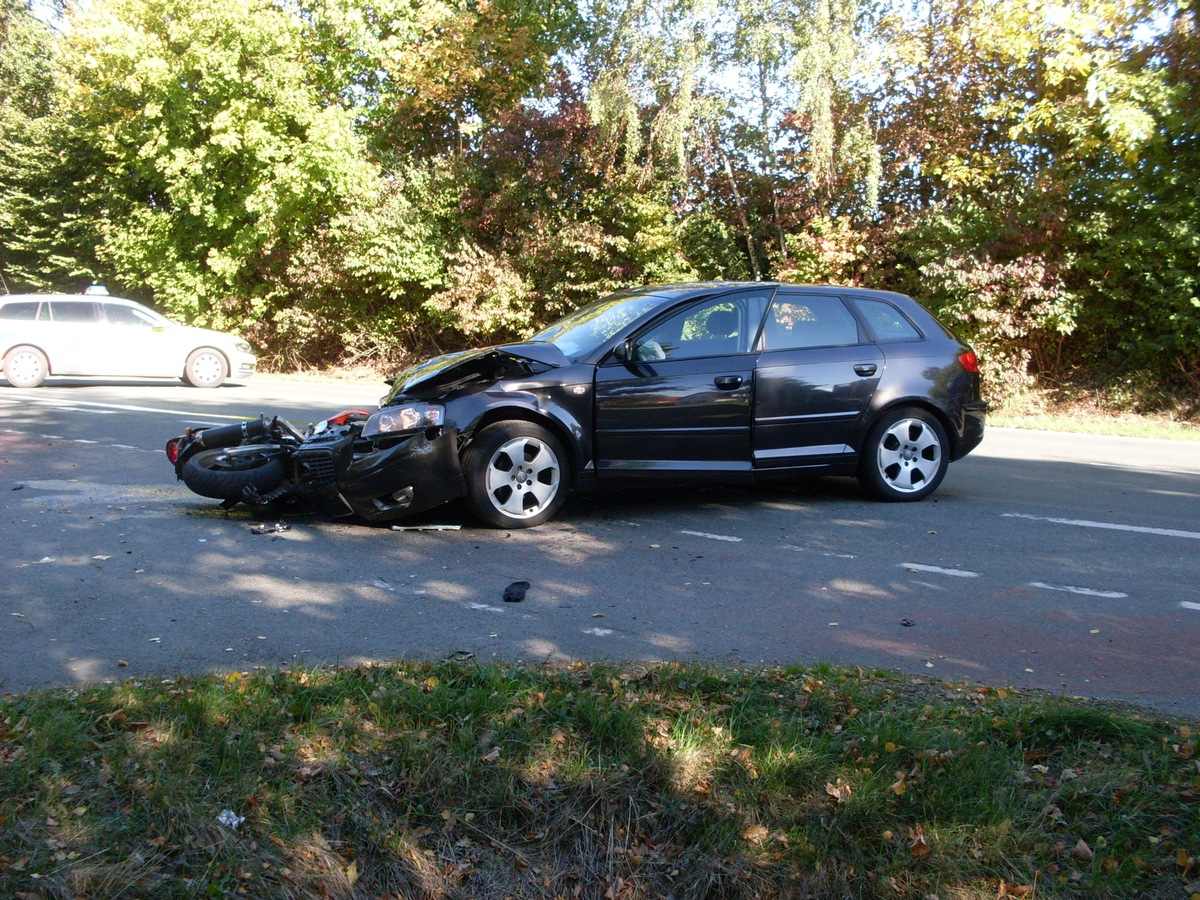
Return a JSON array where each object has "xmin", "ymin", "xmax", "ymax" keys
[{"xmin": 612, "ymin": 340, "xmax": 631, "ymax": 363}]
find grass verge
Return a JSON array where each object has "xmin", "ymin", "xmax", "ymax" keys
[{"xmin": 2, "ymin": 661, "xmax": 1197, "ymax": 899}]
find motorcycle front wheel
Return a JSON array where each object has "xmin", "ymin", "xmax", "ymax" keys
[{"xmin": 180, "ymin": 447, "xmax": 287, "ymax": 501}]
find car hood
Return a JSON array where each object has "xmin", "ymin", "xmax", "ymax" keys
[{"xmin": 382, "ymin": 341, "xmax": 570, "ymax": 403}]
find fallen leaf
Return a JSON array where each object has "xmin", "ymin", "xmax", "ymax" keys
[
  {"xmin": 1072, "ymin": 839, "xmax": 1093, "ymax": 862},
  {"xmin": 479, "ymin": 747, "xmax": 501, "ymax": 763},
  {"xmin": 998, "ymin": 881, "xmax": 1034, "ymax": 897},
  {"xmin": 825, "ymin": 779, "xmax": 853, "ymax": 803},
  {"xmin": 908, "ymin": 826, "xmax": 932, "ymax": 859},
  {"xmin": 742, "ymin": 824, "xmax": 769, "ymax": 845}
]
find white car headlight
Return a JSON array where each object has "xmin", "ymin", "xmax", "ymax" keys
[
  {"xmin": 362, "ymin": 404, "xmax": 445, "ymax": 438},
  {"xmin": 235, "ymin": 340, "xmax": 252, "ymax": 354}
]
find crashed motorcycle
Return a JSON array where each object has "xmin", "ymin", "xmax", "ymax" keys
[
  {"xmin": 165, "ymin": 343, "xmax": 576, "ymax": 528},
  {"xmin": 164, "ymin": 407, "xmax": 479, "ymax": 525}
]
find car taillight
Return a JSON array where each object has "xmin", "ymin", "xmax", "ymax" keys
[{"xmin": 958, "ymin": 350, "xmax": 979, "ymax": 374}]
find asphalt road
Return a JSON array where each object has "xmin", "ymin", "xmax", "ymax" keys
[{"xmin": 2, "ymin": 376, "xmax": 1198, "ymax": 716}]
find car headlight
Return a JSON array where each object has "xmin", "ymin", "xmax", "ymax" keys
[
  {"xmin": 235, "ymin": 340, "xmax": 252, "ymax": 354},
  {"xmin": 362, "ymin": 403, "xmax": 445, "ymax": 438}
]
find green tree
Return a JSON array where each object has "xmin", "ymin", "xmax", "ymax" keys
[{"xmin": 56, "ymin": 0, "xmax": 377, "ymax": 328}]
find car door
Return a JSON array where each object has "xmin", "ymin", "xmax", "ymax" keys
[
  {"xmin": 102, "ymin": 302, "xmax": 178, "ymax": 376},
  {"xmin": 44, "ymin": 300, "xmax": 104, "ymax": 375},
  {"xmin": 752, "ymin": 291, "xmax": 884, "ymax": 470},
  {"xmin": 593, "ymin": 288, "xmax": 772, "ymax": 477}
]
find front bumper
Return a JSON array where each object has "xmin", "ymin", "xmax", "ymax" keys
[{"xmin": 302, "ymin": 428, "xmax": 466, "ymax": 524}]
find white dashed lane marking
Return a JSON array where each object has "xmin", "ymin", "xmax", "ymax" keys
[
  {"xmin": 679, "ymin": 530, "xmax": 743, "ymax": 542},
  {"xmin": 1028, "ymin": 582, "xmax": 1129, "ymax": 599},
  {"xmin": 900, "ymin": 563, "xmax": 980, "ymax": 578},
  {"xmin": 1004, "ymin": 512, "xmax": 1200, "ymax": 540}
]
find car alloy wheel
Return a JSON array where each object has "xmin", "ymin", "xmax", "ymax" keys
[
  {"xmin": 464, "ymin": 421, "xmax": 568, "ymax": 528},
  {"xmin": 859, "ymin": 407, "xmax": 949, "ymax": 502}
]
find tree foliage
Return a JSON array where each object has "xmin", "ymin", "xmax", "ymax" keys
[{"xmin": 0, "ymin": 0, "xmax": 1194, "ymax": 409}]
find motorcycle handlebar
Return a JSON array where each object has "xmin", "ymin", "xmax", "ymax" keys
[{"xmin": 191, "ymin": 415, "xmax": 273, "ymax": 449}]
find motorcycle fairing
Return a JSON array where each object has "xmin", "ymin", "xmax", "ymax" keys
[{"xmin": 310, "ymin": 427, "xmax": 465, "ymax": 523}]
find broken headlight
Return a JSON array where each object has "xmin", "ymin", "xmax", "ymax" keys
[{"xmin": 362, "ymin": 403, "xmax": 445, "ymax": 439}]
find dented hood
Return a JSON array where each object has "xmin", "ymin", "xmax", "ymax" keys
[{"xmin": 382, "ymin": 341, "xmax": 570, "ymax": 403}]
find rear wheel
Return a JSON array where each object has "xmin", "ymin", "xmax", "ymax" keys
[
  {"xmin": 3, "ymin": 346, "xmax": 49, "ymax": 388},
  {"xmin": 183, "ymin": 348, "xmax": 228, "ymax": 387},
  {"xmin": 858, "ymin": 407, "xmax": 949, "ymax": 502},
  {"xmin": 181, "ymin": 447, "xmax": 286, "ymax": 500},
  {"xmin": 463, "ymin": 421, "xmax": 568, "ymax": 528}
]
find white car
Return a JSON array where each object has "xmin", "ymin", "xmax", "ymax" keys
[{"xmin": 0, "ymin": 292, "xmax": 257, "ymax": 388}]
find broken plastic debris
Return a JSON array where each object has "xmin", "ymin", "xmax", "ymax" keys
[
  {"xmin": 503, "ymin": 581, "xmax": 530, "ymax": 603},
  {"xmin": 390, "ymin": 524, "xmax": 461, "ymax": 531},
  {"xmin": 251, "ymin": 522, "xmax": 290, "ymax": 535},
  {"xmin": 216, "ymin": 810, "xmax": 244, "ymax": 830}
]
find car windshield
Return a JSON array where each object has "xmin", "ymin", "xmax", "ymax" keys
[{"xmin": 529, "ymin": 292, "xmax": 665, "ymax": 360}]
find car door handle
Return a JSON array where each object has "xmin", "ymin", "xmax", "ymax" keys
[
  {"xmin": 853, "ymin": 364, "xmax": 878, "ymax": 377},
  {"xmin": 713, "ymin": 375, "xmax": 744, "ymax": 390}
]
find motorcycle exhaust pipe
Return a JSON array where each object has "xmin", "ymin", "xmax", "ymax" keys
[{"xmin": 190, "ymin": 415, "xmax": 272, "ymax": 449}]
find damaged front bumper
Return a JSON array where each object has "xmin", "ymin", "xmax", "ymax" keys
[{"xmin": 299, "ymin": 427, "xmax": 466, "ymax": 524}]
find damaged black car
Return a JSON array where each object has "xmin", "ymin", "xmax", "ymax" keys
[{"xmin": 167, "ymin": 282, "xmax": 986, "ymax": 528}]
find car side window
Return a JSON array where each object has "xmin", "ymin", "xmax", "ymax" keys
[
  {"xmin": 47, "ymin": 301, "xmax": 100, "ymax": 323},
  {"xmin": 631, "ymin": 291, "xmax": 771, "ymax": 362},
  {"xmin": 853, "ymin": 298, "xmax": 922, "ymax": 342},
  {"xmin": 0, "ymin": 302, "xmax": 41, "ymax": 320},
  {"xmin": 761, "ymin": 295, "xmax": 861, "ymax": 350},
  {"xmin": 105, "ymin": 304, "xmax": 158, "ymax": 327}
]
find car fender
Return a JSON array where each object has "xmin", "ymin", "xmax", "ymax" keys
[{"xmin": 447, "ymin": 389, "xmax": 591, "ymax": 487}]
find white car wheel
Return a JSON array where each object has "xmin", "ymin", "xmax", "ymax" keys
[
  {"xmin": 184, "ymin": 348, "xmax": 229, "ymax": 388},
  {"xmin": 3, "ymin": 346, "xmax": 49, "ymax": 388}
]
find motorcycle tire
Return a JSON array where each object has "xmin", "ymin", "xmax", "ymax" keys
[{"xmin": 180, "ymin": 447, "xmax": 287, "ymax": 501}]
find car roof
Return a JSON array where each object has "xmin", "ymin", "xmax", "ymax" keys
[
  {"xmin": 0, "ymin": 293, "xmax": 142, "ymax": 305},
  {"xmin": 613, "ymin": 282, "xmax": 920, "ymax": 306}
]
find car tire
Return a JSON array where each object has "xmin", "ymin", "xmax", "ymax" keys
[
  {"xmin": 181, "ymin": 448, "xmax": 286, "ymax": 500},
  {"xmin": 3, "ymin": 346, "xmax": 49, "ymax": 388},
  {"xmin": 183, "ymin": 348, "xmax": 229, "ymax": 388},
  {"xmin": 463, "ymin": 421, "xmax": 569, "ymax": 528},
  {"xmin": 858, "ymin": 407, "xmax": 949, "ymax": 502}
]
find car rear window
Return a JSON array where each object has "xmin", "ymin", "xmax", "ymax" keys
[
  {"xmin": 0, "ymin": 301, "xmax": 42, "ymax": 320},
  {"xmin": 48, "ymin": 301, "xmax": 100, "ymax": 323},
  {"xmin": 854, "ymin": 298, "xmax": 922, "ymax": 342},
  {"xmin": 761, "ymin": 295, "xmax": 861, "ymax": 349}
]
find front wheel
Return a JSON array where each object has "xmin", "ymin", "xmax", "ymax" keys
[
  {"xmin": 181, "ymin": 447, "xmax": 286, "ymax": 500},
  {"xmin": 463, "ymin": 421, "xmax": 569, "ymax": 528},
  {"xmin": 858, "ymin": 407, "xmax": 949, "ymax": 502},
  {"xmin": 3, "ymin": 346, "xmax": 49, "ymax": 388},
  {"xmin": 183, "ymin": 348, "xmax": 229, "ymax": 388}
]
